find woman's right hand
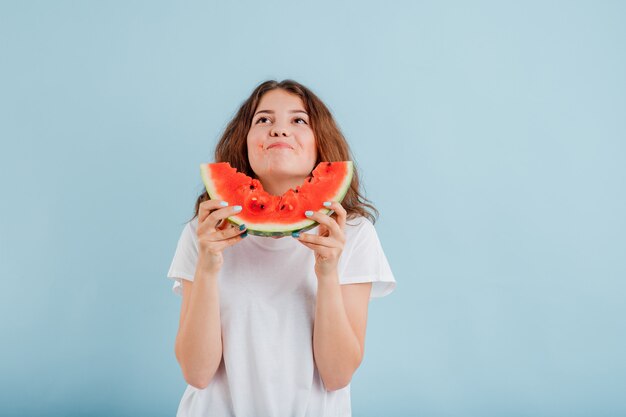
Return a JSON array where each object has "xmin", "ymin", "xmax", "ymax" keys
[{"xmin": 196, "ymin": 200, "xmax": 247, "ymax": 273}]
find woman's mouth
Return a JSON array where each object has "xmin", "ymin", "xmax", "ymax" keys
[{"xmin": 267, "ymin": 142, "xmax": 293, "ymax": 150}]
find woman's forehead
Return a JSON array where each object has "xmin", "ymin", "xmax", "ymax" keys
[{"xmin": 256, "ymin": 89, "xmax": 306, "ymax": 112}]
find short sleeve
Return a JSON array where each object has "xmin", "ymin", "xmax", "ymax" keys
[
  {"xmin": 339, "ymin": 217, "xmax": 397, "ymax": 299},
  {"xmin": 166, "ymin": 219, "xmax": 199, "ymax": 296}
]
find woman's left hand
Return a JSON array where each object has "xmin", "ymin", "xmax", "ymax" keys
[{"xmin": 294, "ymin": 201, "xmax": 346, "ymax": 278}]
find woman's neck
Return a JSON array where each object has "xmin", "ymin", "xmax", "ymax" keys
[{"xmin": 259, "ymin": 175, "xmax": 307, "ymax": 196}]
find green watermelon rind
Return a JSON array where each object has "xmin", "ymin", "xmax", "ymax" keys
[
  {"xmin": 199, "ymin": 161, "xmax": 353, "ymax": 237},
  {"xmin": 225, "ymin": 212, "xmax": 327, "ymax": 237}
]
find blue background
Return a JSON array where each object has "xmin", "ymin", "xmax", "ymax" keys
[{"xmin": 1, "ymin": 1, "xmax": 625, "ymax": 416}]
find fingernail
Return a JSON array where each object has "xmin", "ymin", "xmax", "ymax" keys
[
  {"xmin": 233, "ymin": 205, "xmax": 242, "ymax": 212},
  {"xmin": 239, "ymin": 224, "xmax": 246, "ymax": 231},
  {"xmin": 241, "ymin": 231, "xmax": 248, "ymax": 238},
  {"xmin": 292, "ymin": 231, "xmax": 300, "ymax": 238},
  {"xmin": 323, "ymin": 201, "xmax": 331, "ymax": 207},
  {"xmin": 304, "ymin": 210, "xmax": 313, "ymax": 217},
  {"xmin": 220, "ymin": 201, "xmax": 228, "ymax": 207}
]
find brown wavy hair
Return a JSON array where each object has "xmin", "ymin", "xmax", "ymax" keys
[{"xmin": 189, "ymin": 79, "xmax": 379, "ymax": 225}]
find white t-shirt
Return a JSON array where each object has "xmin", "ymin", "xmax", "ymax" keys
[{"xmin": 167, "ymin": 215, "xmax": 396, "ymax": 417}]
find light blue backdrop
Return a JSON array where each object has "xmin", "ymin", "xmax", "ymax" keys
[{"xmin": 1, "ymin": 1, "xmax": 624, "ymax": 416}]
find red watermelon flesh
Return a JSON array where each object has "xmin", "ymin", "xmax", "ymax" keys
[{"xmin": 200, "ymin": 161, "xmax": 354, "ymax": 236}]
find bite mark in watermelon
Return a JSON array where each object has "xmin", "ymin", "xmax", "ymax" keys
[{"xmin": 200, "ymin": 161, "xmax": 354, "ymax": 236}]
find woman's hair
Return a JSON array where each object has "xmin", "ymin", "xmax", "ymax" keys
[{"xmin": 190, "ymin": 79, "xmax": 379, "ymax": 225}]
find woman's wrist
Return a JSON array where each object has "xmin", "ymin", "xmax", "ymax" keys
[
  {"xmin": 196, "ymin": 255, "xmax": 222, "ymax": 278},
  {"xmin": 316, "ymin": 268, "xmax": 339, "ymax": 285}
]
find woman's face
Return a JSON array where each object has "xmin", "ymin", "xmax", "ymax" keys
[{"xmin": 247, "ymin": 89, "xmax": 317, "ymax": 195}]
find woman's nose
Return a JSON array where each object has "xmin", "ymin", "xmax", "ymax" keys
[{"xmin": 270, "ymin": 125, "xmax": 290, "ymax": 137}]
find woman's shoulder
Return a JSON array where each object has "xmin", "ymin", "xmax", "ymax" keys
[
  {"xmin": 188, "ymin": 216, "xmax": 199, "ymax": 231},
  {"xmin": 344, "ymin": 214, "xmax": 376, "ymax": 240},
  {"xmin": 176, "ymin": 216, "xmax": 199, "ymax": 244}
]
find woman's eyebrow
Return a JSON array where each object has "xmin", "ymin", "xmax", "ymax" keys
[{"xmin": 254, "ymin": 110, "xmax": 308, "ymax": 116}]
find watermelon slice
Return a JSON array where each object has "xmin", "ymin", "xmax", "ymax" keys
[{"xmin": 200, "ymin": 161, "xmax": 354, "ymax": 236}]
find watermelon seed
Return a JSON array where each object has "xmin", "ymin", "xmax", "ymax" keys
[
  {"xmin": 295, "ymin": 189, "xmax": 299, "ymax": 193},
  {"xmin": 251, "ymin": 197, "xmax": 257, "ymax": 201},
  {"xmin": 280, "ymin": 204, "xmax": 285, "ymax": 210},
  {"xmin": 327, "ymin": 162, "xmax": 332, "ymax": 166},
  {"xmin": 250, "ymin": 185, "xmax": 255, "ymax": 190},
  {"xmin": 260, "ymin": 204, "xmax": 265, "ymax": 209}
]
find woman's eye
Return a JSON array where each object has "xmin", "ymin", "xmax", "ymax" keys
[{"xmin": 255, "ymin": 116, "xmax": 307, "ymax": 124}]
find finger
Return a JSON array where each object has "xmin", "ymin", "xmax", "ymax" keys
[
  {"xmin": 213, "ymin": 232, "xmax": 248, "ymax": 251},
  {"xmin": 216, "ymin": 218, "xmax": 235, "ymax": 230},
  {"xmin": 305, "ymin": 209, "xmax": 342, "ymax": 239},
  {"xmin": 206, "ymin": 205, "xmax": 243, "ymax": 230},
  {"xmin": 199, "ymin": 199, "xmax": 229, "ymax": 223},
  {"xmin": 209, "ymin": 224, "xmax": 246, "ymax": 242},
  {"xmin": 297, "ymin": 232, "xmax": 339, "ymax": 248},
  {"xmin": 296, "ymin": 239, "xmax": 334, "ymax": 258},
  {"xmin": 216, "ymin": 219, "xmax": 238, "ymax": 231},
  {"xmin": 324, "ymin": 201, "xmax": 347, "ymax": 231}
]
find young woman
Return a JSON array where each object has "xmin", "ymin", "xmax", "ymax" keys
[{"xmin": 167, "ymin": 79, "xmax": 396, "ymax": 417}]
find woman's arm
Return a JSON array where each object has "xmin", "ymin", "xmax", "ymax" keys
[
  {"xmin": 296, "ymin": 201, "xmax": 373, "ymax": 391},
  {"xmin": 313, "ymin": 275, "xmax": 372, "ymax": 391},
  {"xmin": 174, "ymin": 259, "xmax": 223, "ymax": 389},
  {"xmin": 174, "ymin": 201, "xmax": 246, "ymax": 389}
]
